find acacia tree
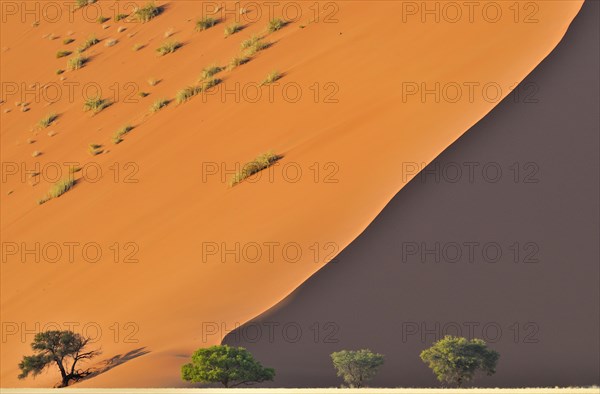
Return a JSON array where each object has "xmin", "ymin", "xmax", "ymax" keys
[
  {"xmin": 18, "ymin": 330, "xmax": 101, "ymax": 387},
  {"xmin": 420, "ymin": 335, "xmax": 500, "ymax": 387},
  {"xmin": 330, "ymin": 349, "xmax": 385, "ymax": 388},
  {"xmin": 181, "ymin": 345, "xmax": 275, "ymax": 388}
]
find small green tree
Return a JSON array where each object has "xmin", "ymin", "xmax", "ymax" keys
[
  {"xmin": 420, "ymin": 335, "xmax": 500, "ymax": 387},
  {"xmin": 18, "ymin": 330, "xmax": 100, "ymax": 387},
  {"xmin": 181, "ymin": 345, "xmax": 274, "ymax": 387},
  {"xmin": 330, "ymin": 349, "xmax": 385, "ymax": 388}
]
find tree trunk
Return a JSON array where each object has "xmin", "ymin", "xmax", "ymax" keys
[{"xmin": 54, "ymin": 360, "xmax": 69, "ymax": 387}]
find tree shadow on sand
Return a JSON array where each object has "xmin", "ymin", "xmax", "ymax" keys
[{"xmin": 78, "ymin": 347, "xmax": 150, "ymax": 383}]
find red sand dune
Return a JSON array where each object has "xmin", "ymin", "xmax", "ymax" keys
[{"xmin": 0, "ymin": 0, "xmax": 583, "ymax": 387}]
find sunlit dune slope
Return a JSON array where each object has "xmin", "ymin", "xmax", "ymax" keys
[{"xmin": 0, "ymin": 0, "xmax": 583, "ymax": 387}]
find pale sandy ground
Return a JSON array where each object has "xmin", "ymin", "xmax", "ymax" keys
[
  {"xmin": 1, "ymin": 388, "xmax": 599, "ymax": 394},
  {"xmin": 0, "ymin": 0, "xmax": 584, "ymax": 388}
]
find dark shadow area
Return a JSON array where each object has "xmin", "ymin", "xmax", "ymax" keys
[{"xmin": 224, "ymin": 1, "xmax": 599, "ymax": 388}]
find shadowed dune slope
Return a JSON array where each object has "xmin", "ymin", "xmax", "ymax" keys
[
  {"xmin": 224, "ymin": 0, "xmax": 600, "ymax": 387},
  {"xmin": 1, "ymin": 0, "xmax": 584, "ymax": 387}
]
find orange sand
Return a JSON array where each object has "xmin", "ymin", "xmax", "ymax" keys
[{"xmin": 0, "ymin": 0, "xmax": 583, "ymax": 387}]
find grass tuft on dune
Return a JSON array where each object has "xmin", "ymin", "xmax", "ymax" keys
[
  {"xmin": 77, "ymin": 35, "xmax": 98, "ymax": 52},
  {"xmin": 196, "ymin": 17, "xmax": 218, "ymax": 31},
  {"xmin": 38, "ymin": 177, "xmax": 76, "ymax": 205},
  {"xmin": 83, "ymin": 97, "xmax": 110, "ymax": 113},
  {"xmin": 112, "ymin": 125, "xmax": 134, "ymax": 144},
  {"xmin": 261, "ymin": 71, "xmax": 282, "ymax": 85},
  {"xmin": 267, "ymin": 18, "xmax": 287, "ymax": 33},
  {"xmin": 156, "ymin": 41, "xmax": 181, "ymax": 56},
  {"xmin": 201, "ymin": 65, "xmax": 223, "ymax": 80},
  {"xmin": 176, "ymin": 86, "xmax": 202, "ymax": 104},
  {"xmin": 230, "ymin": 152, "xmax": 282, "ymax": 186},
  {"xmin": 242, "ymin": 36, "xmax": 271, "ymax": 56},
  {"xmin": 150, "ymin": 98, "xmax": 170, "ymax": 112},
  {"xmin": 37, "ymin": 113, "xmax": 58, "ymax": 129},
  {"xmin": 133, "ymin": 2, "xmax": 162, "ymax": 23},
  {"xmin": 75, "ymin": 0, "xmax": 96, "ymax": 9},
  {"xmin": 225, "ymin": 23, "xmax": 243, "ymax": 37},
  {"xmin": 56, "ymin": 50, "xmax": 72, "ymax": 58}
]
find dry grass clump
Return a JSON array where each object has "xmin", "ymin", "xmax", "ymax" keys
[
  {"xmin": 240, "ymin": 35, "xmax": 260, "ymax": 49},
  {"xmin": 115, "ymin": 13, "xmax": 128, "ymax": 22},
  {"xmin": 97, "ymin": 16, "xmax": 110, "ymax": 23},
  {"xmin": 267, "ymin": 18, "xmax": 287, "ymax": 33},
  {"xmin": 240, "ymin": 35, "xmax": 270, "ymax": 56},
  {"xmin": 88, "ymin": 144, "xmax": 103, "ymax": 156},
  {"xmin": 196, "ymin": 17, "xmax": 218, "ymax": 31},
  {"xmin": 105, "ymin": 38, "xmax": 118, "ymax": 47},
  {"xmin": 201, "ymin": 78, "xmax": 221, "ymax": 91},
  {"xmin": 38, "ymin": 177, "xmax": 76, "ymax": 205},
  {"xmin": 156, "ymin": 40, "xmax": 181, "ymax": 56},
  {"xmin": 224, "ymin": 23, "xmax": 242, "ymax": 37},
  {"xmin": 150, "ymin": 98, "xmax": 169, "ymax": 112},
  {"xmin": 83, "ymin": 97, "xmax": 110, "ymax": 113},
  {"xmin": 56, "ymin": 50, "xmax": 72, "ymax": 58},
  {"xmin": 261, "ymin": 71, "xmax": 282, "ymax": 85},
  {"xmin": 133, "ymin": 2, "xmax": 162, "ymax": 23},
  {"xmin": 176, "ymin": 86, "xmax": 202, "ymax": 104},
  {"xmin": 112, "ymin": 125, "xmax": 133, "ymax": 144},
  {"xmin": 63, "ymin": 38, "xmax": 75, "ymax": 45},
  {"xmin": 77, "ymin": 35, "xmax": 98, "ymax": 52},
  {"xmin": 201, "ymin": 65, "xmax": 223, "ymax": 80},
  {"xmin": 230, "ymin": 152, "xmax": 282, "ymax": 186},
  {"xmin": 38, "ymin": 113, "xmax": 58, "ymax": 128},
  {"xmin": 49, "ymin": 178, "xmax": 75, "ymax": 198},
  {"xmin": 67, "ymin": 54, "xmax": 87, "ymax": 70},
  {"xmin": 132, "ymin": 43, "xmax": 144, "ymax": 51},
  {"xmin": 76, "ymin": 0, "xmax": 97, "ymax": 9},
  {"xmin": 176, "ymin": 78, "xmax": 221, "ymax": 104},
  {"xmin": 228, "ymin": 54, "xmax": 250, "ymax": 70},
  {"xmin": 227, "ymin": 35, "xmax": 270, "ymax": 70}
]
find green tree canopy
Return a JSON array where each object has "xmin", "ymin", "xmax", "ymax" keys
[
  {"xmin": 181, "ymin": 345, "xmax": 275, "ymax": 388},
  {"xmin": 330, "ymin": 349, "xmax": 385, "ymax": 388},
  {"xmin": 420, "ymin": 335, "xmax": 500, "ymax": 387},
  {"xmin": 18, "ymin": 330, "xmax": 100, "ymax": 387}
]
